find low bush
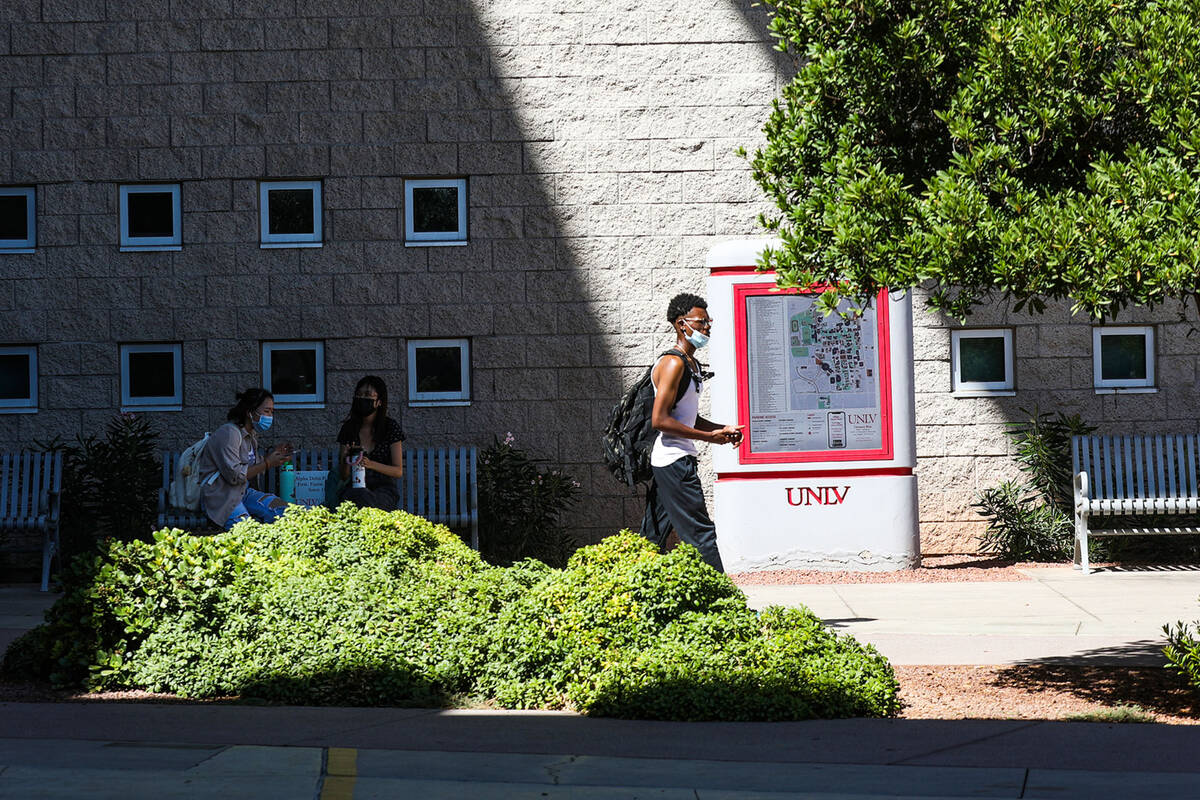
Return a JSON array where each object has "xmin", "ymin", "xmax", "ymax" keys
[
  {"xmin": 974, "ymin": 481, "xmax": 1075, "ymax": 562},
  {"xmin": 37, "ymin": 413, "xmax": 161, "ymax": 565},
  {"xmin": 478, "ymin": 433, "xmax": 581, "ymax": 567},
  {"xmin": 1163, "ymin": 620, "xmax": 1200, "ymax": 696},
  {"xmin": 2, "ymin": 507, "xmax": 898, "ymax": 720},
  {"xmin": 974, "ymin": 410, "xmax": 1093, "ymax": 561}
]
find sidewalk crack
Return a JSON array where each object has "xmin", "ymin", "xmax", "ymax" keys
[
  {"xmin": 188, "ymin": 745, "xmax": 230, "ymax": 770},
  {"xmin": 1038, "ymin": 582, "xmax": 1102, "ymax": 623},
  {"xmin": 891, "ymin": 720, "xmax": 1044, "ymax": 765},
  {"xmin": 832, "ymin": 586, "xmax": 859, "ymax": 618},
  {"xmin": 543, "ymin": 754, "xmax": 577, "ymax": 786}
]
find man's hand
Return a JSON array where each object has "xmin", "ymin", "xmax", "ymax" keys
[{"xmin": 708, "ymin": 425, "xmax": 744, "ymax": 446}]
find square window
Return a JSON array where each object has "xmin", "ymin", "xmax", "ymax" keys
[
  {"xmin": 120, "ymin": 343, "xmax": 182, "ymax": 411},
  {"xmin": 951, "ymin": 329, "xmax": 1014, "ymax": 395},
  {"xmin": 404, "ymin": 178, "xmax": 467, "ymax": 245},
  {"xmin": 0, "ymin": 187, "xmax": 36, "ymax": 252},
  {"xmin": 1093, "ymin": 326, "xmax": 1155, "ymax": 390},
  {"xmin": 260, "ymin": 180, "xmax": 322, "ymax": 247},
  {"xmin": 0, "ymin": 346, "xmax": 37, "ymax": 413},
  {"xmin": 119, "ymin": 184, "xmax": 181, "ymax": 251},
  {"xmin": 407, "ymin": 338, "xmax": 470, "ymax": 405},
  {"xmin": 262, "ymin": 341, "xmax": 325, "ymax": 408}
]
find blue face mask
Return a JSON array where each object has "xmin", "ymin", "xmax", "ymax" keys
[
  {"xmin": 255, "ymin": 413, "xmax": 273, "ymax": 432},
  {"xmin": 684, "ymin": 322, "xmax": 710, "ymax": 349}
]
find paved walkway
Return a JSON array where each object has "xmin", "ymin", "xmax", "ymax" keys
[
  {"xmin": 2, "ymin": 568, "xmax": 1200, "ymax": 798},
  {"xmin": 740, "ymin": 565, "xmax": 1200, "ymax": 666}
]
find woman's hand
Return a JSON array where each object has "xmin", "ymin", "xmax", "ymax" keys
[{"xmin": 265, "ymin": 443, "xmax": 294, "ymax": 467}]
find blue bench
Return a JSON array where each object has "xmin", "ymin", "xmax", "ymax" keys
[
  {"xmin": 157, "ymin": 446, "xmax": 479, "ymax": 549},
  {"xmin": 0, "ymin": 451, "xmax": 63, "ymax": 592}
]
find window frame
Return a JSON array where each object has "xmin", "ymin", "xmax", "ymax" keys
[
  {"xmin": 950, "ymin": 328, "xmax": 1015, "ymax": 397},
  {"xmin": 404, "ymin": 177, "xmax": 468, "ymax": 246},
  {"xmin": 259, "ymin": 180, "xmax": 323, "ymax": 248},
  {"xmin": 119, "ymin": 342, "xmax": 183, "ymax": 412},
  {"xmin": 0, "ymin": 345, "xmax": 38, "ymax": 413},
  {"xmin": 407, "ymin": 338, "xmax": 471, "ymax": 406},
  {"xmin": 1093, "ymin": 325, "xmax": 1156, "ymax": 391},
  {"xmin": 262, "ymin": 340, "xmax": 326, "ymax": 409},
  {"xmin": 0, "ymin": 186, "xmax": 37, "ymax": 253},
  {"xmin": 119, "ymin": 183, "xmax": 182, "ymax": 252}
]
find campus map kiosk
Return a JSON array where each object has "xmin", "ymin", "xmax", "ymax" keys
[{"xmin": 706, "ymin": 241, "xmax": 919, "ymax": 571}]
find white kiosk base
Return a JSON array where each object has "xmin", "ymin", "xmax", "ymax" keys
[{"xmin": 714, "ymin": 474, "xmax": 919, "ymax": 572}]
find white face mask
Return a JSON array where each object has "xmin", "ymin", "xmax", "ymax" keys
[{"xmin": 684, "ymin": 321, "xmax": 710, "ymax": 349}]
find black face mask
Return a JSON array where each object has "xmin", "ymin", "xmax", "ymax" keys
[{"xmin": 352, "ymin": 397, "xmax": 377, "ymax": 418}]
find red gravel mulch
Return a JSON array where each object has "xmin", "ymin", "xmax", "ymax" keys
[{"xmin": 730, "ymin": 555, "xmax": 1037, "ymax": 585}]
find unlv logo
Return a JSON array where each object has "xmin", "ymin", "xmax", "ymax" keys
[{"xmin": 786, "ymin": 486, "xmax": 850, "ymax": 506}]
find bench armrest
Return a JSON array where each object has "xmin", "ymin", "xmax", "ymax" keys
[{"xmin": 1074, "ymin": 471, "xmax": 1089, "ymax": 508}]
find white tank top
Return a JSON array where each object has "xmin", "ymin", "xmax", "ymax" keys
[{"xmin": 650, "ymin": 353, "xmax": 701, "ymax": 467}]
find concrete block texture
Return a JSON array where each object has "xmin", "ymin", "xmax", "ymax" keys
[{"xmin": 4, "ymin": 1, "xmax": 1175, "ymax": 557}]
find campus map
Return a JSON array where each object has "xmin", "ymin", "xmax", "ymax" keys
[
  {"xmin": 745, "ymin": 293, "xmax": 883, "ymax": 454},
  {"xmin": 787, "ymin": 303, "xmax": 877, "ymax": 413}
]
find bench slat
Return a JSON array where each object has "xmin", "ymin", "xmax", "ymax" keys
[
  {"xmin": 156, "ymin": 444, "xmax": 478, "ymax": 547},
  {"xmin": 0, "ymin": 453, "xmax": 10, "ymax": 520},
  {"xmin": 1189, "ymin": 435, "xmax": 1199, "ymax": 501}
]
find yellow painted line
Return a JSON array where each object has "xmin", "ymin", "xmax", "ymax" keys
[{"xmin": 320, "ymin": 747, "xmax": 357, "ymax": 800}]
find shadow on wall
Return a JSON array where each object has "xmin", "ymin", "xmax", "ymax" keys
[{"xmin": 0, "ymin": 0, "xmax": 791, "ymax": 550}]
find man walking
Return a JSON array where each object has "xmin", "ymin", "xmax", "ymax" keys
[{"xmin": 640, "ymin": 292, "xmax": 742, "ymax": 572}]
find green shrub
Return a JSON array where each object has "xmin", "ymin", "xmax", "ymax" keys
[
  {"xmin": 1164, "ymin": 620, "xmax": 1200, "ymax": 695},
  {"xmin": 974, "ymin": 410, "xmax": 1093, "ymax": 560},
  {"xmin": 2, "ymin": 508, "xmax": 898, "ymax": 720},
  {"xmin": 474, "ymin": 532, "xmax": 899, "ymax": 719},
  {"xmin": 38, "ymin": 413, "xmax": 161, "ymax": 565},
  {"xmin": 1006, "ymin": 410, "xmax": 1096, "ymax": 516},
  {"xmin": 974, "ymin": 481, "xmax": 1074, "ymax": 561},
  {"xmin": 478, "ymin": 433, "xmax": 581, "ymax": 567}
]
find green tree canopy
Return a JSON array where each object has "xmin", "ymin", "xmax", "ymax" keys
[{"xmin": 751, "ymin": 0, "xmax": 1200, "ymax": 320}]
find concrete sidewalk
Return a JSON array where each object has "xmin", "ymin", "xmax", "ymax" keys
[
  {"xmin": 740, "ymin": 566, "xmax": 1200, "ymax": 666},
  {"xmin": 5, "ymin": 706, "xmax": 1200, "ymax": 798},
  {"xmin": 3, "ymin": 570, "xmax": 1200, "ymax": 798}
]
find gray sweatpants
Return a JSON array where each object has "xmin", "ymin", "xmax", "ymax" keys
[{"xmin": 639, "ymin": 455, "xmax": 724, "ymax": 572}]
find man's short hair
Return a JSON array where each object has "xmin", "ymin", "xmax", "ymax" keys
[{"xmin": 667, "ymin": 292, "xmax": 707, "ymax": 323}]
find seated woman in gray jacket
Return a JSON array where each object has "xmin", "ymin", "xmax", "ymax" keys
[{"xmin": 197, "ymin": 387, "xmax": 294, "ymax": 530}]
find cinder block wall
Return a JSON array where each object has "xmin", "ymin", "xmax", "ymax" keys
[
  {"xmin": 6, "ymin": 2, "xmax": 1194, "ymax": 557},
  {"xmin": 913, "ymin": 296, "xmax": 1200, "ymax": 554},
  {"xmin": 0, "ymin": 1, "xmax": 782, "ymax": 547}
]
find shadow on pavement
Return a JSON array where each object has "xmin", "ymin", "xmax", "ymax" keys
[{"xmin": 991, "ymin": 661, "xmax": 1198, "ymax": 720}]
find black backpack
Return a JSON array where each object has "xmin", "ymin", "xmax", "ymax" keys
[{"xmin": 601, "ymin": 349, "xmax": 696, "ymax": 489}]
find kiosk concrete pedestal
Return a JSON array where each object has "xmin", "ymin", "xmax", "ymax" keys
[{"xmin": 707, "ymin": 240, "xmax": 919, "ymax": 572}]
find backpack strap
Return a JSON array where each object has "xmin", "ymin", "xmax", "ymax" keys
[{"xmin": 657, "ymin": 349, "xmax": 696, "ymax": 408}]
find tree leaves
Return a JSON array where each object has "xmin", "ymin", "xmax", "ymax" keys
[{"xmin": 753, "ymin": 0, "xmax": 1200, "ymax": 320}]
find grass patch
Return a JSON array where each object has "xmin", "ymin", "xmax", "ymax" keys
[{"xmin": 1064, "ymin": 704, "xmax": 1157, "ymax": 724}]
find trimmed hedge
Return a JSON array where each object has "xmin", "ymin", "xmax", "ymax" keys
[{"xmin": 2, "ymin": 505, "xmax": 898, "ymax": 720}]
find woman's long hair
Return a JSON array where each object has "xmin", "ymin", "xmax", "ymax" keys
[
  {"xmin": 227, "ymin": 387, "xmax": 273, "ymax": 425},
  {"xmin": 344, "ymin": 375, "xmax": 391, "ymax": 446}
]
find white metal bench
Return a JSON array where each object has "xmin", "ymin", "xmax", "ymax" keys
[
  {"xmin": 1072, "ymin": 434, "xmax": 1200, "ymax": 574},
  {"xmin": 158, "ymin": 446, "xmax": 479, "ymax": 549},
  {"xmin": 0, "ymin": 451, "xmax": 63, "ymax": 591}
]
